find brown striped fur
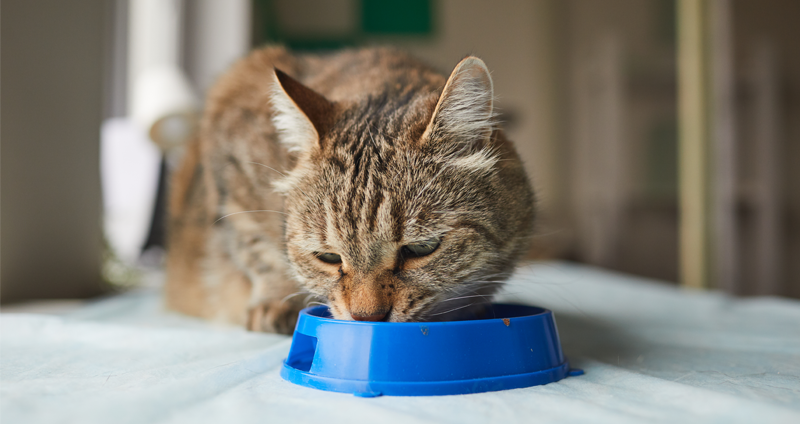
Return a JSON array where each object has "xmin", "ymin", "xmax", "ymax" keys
[{"xmin": 165, "ymin": 46, "xmax": 535, "ymax": 334}]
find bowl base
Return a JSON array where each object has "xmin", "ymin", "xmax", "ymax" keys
[{"xmin": 282, "ymin": 359, "xmax": 578, "ymax": 397}]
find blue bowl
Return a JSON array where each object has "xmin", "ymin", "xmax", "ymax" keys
[{"xmin": 281, "ymin": 303, "xmax": 582, "ymax": 396}]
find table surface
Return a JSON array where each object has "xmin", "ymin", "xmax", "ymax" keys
[{"xmin": 2, "ymin": 261, "xmax": 799, "ymax": 423}]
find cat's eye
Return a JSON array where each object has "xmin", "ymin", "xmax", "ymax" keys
[
  {"xmin": 402, "ymin": 238, "xmax": 440, "ymax": 258},
  {"xmin": 316, "ymin": 252, "xmax": 342, "ymax": 264}
]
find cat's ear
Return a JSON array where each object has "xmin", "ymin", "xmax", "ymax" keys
[
  {"xmin": 422, "ymin": 56, "xmax": 495, "ymax": 151},
  {"xmin": 271, "ymin": 68, "xmax": 334, "ymax": 152}
]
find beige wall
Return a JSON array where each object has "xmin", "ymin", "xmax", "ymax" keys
[
  {"xmin": 1, "ymin": 0, "xmax": 107, "ymax": 302},
  {"xmin": 733, "ymin": 0, "xmax": 800, "ymax": 297}
]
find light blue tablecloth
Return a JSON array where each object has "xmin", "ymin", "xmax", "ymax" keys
[{"xmin": 2, "ymin": 262, "xmax": 799, "ymax": 423}]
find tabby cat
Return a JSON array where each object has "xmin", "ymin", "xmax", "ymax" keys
[{"xmin": 165, "ymin": 46, "xmax": 535, "ymax": 334}]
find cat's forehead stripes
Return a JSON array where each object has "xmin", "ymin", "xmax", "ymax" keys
[{"xmin": 313, "ymin": 95, "xmax": 434, "ymax": 255}]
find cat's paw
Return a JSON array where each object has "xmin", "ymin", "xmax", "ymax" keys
[{"xmin": 246, "ymin": 300, "xmax": 303, "ymax": 335}]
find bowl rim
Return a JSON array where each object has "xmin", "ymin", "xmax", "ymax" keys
[{"xmin": 298, "ymin": 303, "xmax": 552, "ymax": 328}]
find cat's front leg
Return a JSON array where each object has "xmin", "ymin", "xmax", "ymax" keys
[
  {"xmin": 242, "ymin": 266, "xmax": 306, "ymax": 335},
  {"xmin": 246, "ymin": 296, "xmax": 304, "ymax": 334},
  {"xmin": 224, "ymin": 230, "xmax": 306, "ymax": 334}
]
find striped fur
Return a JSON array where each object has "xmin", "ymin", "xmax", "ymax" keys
[{"xmin": 165, "ymin": 47, "xmax": 535, "ymax": 333}]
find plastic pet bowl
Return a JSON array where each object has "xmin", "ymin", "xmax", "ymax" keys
[{"xmin": 280, "ymin": 303, "xmax": 582, "ymax": 397}]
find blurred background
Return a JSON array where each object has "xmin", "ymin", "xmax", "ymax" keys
[{"xmin": 2, "ymin": 0, "xmax": 799, "ymax": 307}]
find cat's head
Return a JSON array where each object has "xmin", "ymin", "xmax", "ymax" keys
[{"xmin": 271, "ymin": 56, "xmax": 534, "ymax": 322}]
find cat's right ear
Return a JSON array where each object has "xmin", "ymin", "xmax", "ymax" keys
[
  {"xmin": 422, "ymin": 56, "xmax": 495, "ymax": 148},
  {"xmin": 420, "ymin": 57, "xmax": 499, "ymax": 173},
  {"xmin": 270, "ymin": 68, "xmax": 334, "ymax": 152}
]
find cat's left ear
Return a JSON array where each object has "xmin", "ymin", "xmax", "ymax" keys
[
  {"xmin": 422, "ymin": 56, "xmax": 495, "ymax": 151},
  {"xmin": 271, "ymin": 68, "xmax": 334, "ymax": 152}
]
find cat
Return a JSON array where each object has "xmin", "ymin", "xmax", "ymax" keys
[{"xmin": 165, "ymin": 46, "xmax": 535, "ymax": 334}]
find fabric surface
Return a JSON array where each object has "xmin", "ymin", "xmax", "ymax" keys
[{"xmin": 2, "ymin": 262, "xmax": 799, "ymax": 423}]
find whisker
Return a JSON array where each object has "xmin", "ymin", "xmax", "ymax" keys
[
  {"xmin": 213, "ymin": 209, "xmax": 287, "ymax": 224},
  {"xmin": 461, "ymin": 280, "xmax": 507, "ymax": 286},
  {"xmin": 536, "ymin": 283, "xmax": 589, "ymax": 318},
  {"xmin": 246, "ymin": 161, "xmax": 288, "ymax": 178},
  {"xmin": 438, "ymin": 294, "xmax": 494, "ymax": 303},
  {"xmin": 427, "ymin": 302, "xmax": 478, "ymax": 317},
  {"xmin": 281, "ymin": 291, "xmax": 312, "ymax": 304}
]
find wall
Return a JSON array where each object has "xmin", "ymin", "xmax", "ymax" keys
[{"xmin": 1, "ymin": 0, "xmax": 107, "ymax": 302}]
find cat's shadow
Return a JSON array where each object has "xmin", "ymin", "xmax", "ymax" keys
[{"xmin": 553, "ymin": 313, "xmax": 645, "ymax": 368}]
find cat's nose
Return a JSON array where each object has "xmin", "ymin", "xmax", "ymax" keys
[{"xmin": 351, "ymin": 311, "xmax": 388, "ymax": 322}]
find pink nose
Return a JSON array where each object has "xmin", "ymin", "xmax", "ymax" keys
[{"xmin": 351, "ymin": 312, "xmax": 388, "ymax": 322}]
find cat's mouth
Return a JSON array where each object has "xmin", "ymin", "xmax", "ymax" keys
[
  {"xmin": 326, "ymin": 300, "xmax": 490, "ymax": 323},
  {"xmin": 350, "ymin": 306, "xmax": 392, "ymax": 322},
  {"xmin": 323, "ymin": 282, "xmax": 496, "ymax": 323}
]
